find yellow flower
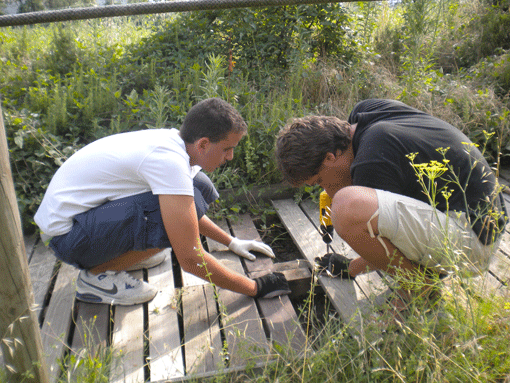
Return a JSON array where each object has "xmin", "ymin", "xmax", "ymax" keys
[{"xmin": 412, "ymin": 160, "xmax": 448, "ymax": 180}]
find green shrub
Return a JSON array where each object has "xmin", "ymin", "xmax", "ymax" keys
[
  {"xmin": 2, "ymin": 1, "xmax": 510, "ymax": 234},
  {"xmin": 454, "ymin": 4, "xmax": 510, "ymax": 68}
]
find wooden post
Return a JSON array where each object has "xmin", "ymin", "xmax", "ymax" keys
[{"xmin": 0, "ymin": 106, "xmax": 50, "ymax": 382}]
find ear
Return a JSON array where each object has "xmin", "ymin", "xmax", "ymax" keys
[
  {"xmin": 323, "ymin": 151, "xmax": 338, "ymax": 165},
  {"xmin": 195, "ymin": 137, "xmax": 210, "ymax": 153}
]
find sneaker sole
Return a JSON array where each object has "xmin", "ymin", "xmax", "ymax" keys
[{"xmin": 76, "ymin": 290, "xmax": 157, "ymax": 305}]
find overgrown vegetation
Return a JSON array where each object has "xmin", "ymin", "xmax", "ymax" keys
[
  {"xmin": 1, "ymin": 0, "xmax": 509, "ymax": 233},
  {"xmin": 1, "ymin": 0, "xmax": 510, "ymax": 381}
]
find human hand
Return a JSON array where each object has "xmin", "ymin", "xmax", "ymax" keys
[
  {"xmin": 228, "ymin": 237, "xmax": 275, "ymax": 261},
  {"xmin": 253, "ymin": 272, "xmax": 291, "ymax": 299},
  {"xmin": 314, "ymin": 252, "xmax": 351, "ymax": 278}
]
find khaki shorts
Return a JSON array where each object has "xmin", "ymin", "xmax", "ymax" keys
[{"xmin": 375, "ymin": 189, "xmax": 501, "ymax": 275}]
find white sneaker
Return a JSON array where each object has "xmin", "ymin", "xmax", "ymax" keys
[
  {"xmin": 76, "ymin": 270, "xmax": 158, "ymax": 305},
  {"xmin": 126, "ymin": 251, "xmax": 168, "ymax": 271}
]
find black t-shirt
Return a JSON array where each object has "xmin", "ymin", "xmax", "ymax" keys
[{"xmin": 347, "ymin": 99, "xmax": 507, "ymax": 244}]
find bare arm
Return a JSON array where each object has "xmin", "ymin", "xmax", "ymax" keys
[
  {"xmin": 159, "ymin": 194, "xmax": 257, "ymax": 296},
  {"xmin": 198, "ymin": 215, "xmax": 233, "ymax": 247}
]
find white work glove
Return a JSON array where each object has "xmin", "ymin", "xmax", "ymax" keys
[{"xmin": 228, "ymin": 237, "xmax": 275, "ymax": 261}]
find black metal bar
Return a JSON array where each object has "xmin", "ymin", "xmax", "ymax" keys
[{"xmin": 0, "ymin": 0, "xmax": 361, "ymax": 28}]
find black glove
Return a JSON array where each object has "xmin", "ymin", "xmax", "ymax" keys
[
  {"xmin": 253, "ymin": 272, "xmax": 291, "ymax": 299},
  {"xmin": 315, "ymin": 252, "xmax": 351, "ymax": 278}
]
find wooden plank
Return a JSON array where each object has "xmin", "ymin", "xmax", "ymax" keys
[
  {"xmin": 300, "ymin": 199, "xmax": 392, "ymax": 307},
  {"xmin": 443, "ymin": 272, "xmax": 509, "ymax": 316},
  {"xmin": 67, "ymin": 301, "xmax": 110, "ymax": 382},
  {"xmin": 40, "ymin": 262, "xmax": 80, "ymax": 382},
  {"xmin": 490, "ymin": 230, "xmax": 510, "ymax": 284},
  {"xmin": 28, "ymin": 241, "xmax": 59, "ymax": 319},
  {"xmin": 181, "ymin": 284, "xmax": 223, "ymax": 375},
  {"xmin": 206, "ymin": 222, "xmax": 269, "ymax": 368},
  {"xmin": 272, "ymin": 199, "xmax": 378, "ymax": 337},
  {"xmin": 180, "ymin": 237, "xmax": 224, "ymax": 376},
  {"xmin": 110, "ymin": 270, "xmax": 145, "ymax": 383},
  {"xmin": 71, "ymin": 302, "xmax": 110, "ymax": 353},
  {"xmin": 1, "ymin": 99, "xmax": 49, "ymax": 383},
  {"xmin": 181, "ymin": 270, "xmax": 208, "ymax": 286},
  {"xmin": 470, "ymin": 272, "xmax": 509, "ymax": 299},
  {"xmin": 499, "ymin": 168, "xmax": 510, "ymax": 186},
  {"xmin": 147, "ymin": 249, "xmax": 185, "ymax": 381},
  {"xmin": 246, "ymin": 260, "xmax": 312, "ymax": 299},
  {"xmin": 503, "ymin": 192, "xmax": 510, "ymax": 213},
  {"xmin": 164, "ymin": 360, "xmax": 270, "ymax": 383},
  {"xmin": 490, "ymin": 250, "xmax": 510, "ymax": 284},
  {"xmin": 229, "ymin": 214, "xmax": 307, "ymax": 352}
]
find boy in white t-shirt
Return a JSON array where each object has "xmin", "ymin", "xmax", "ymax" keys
[{"xmin": 35, "ymin": 98, "xmax": 290, "ymax": 305}]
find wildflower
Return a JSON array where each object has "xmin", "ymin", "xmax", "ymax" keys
[
  {"xmin": 482, "ymin": 130, "xmax": 495, "ymax": 141},
  {"xmin": 436, "ymin": 147, "xmax": 450, "ymax": 156},
  {"xmin": 462, "ymin": 142, "xmax": 479, "ymax": 148}
]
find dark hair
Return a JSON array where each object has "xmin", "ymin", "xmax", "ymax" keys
[
  {"xmin": 180, "ymin": 98, "xmax": 247, "ymax": 143},
  {"xmin": 275, "ymin": 116, "xmax": 352, "ymax": 185}
]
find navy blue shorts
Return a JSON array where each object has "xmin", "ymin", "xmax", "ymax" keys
[{"xmin": 49, "ymin": 171, "xmax": 219, "ymax": 269}]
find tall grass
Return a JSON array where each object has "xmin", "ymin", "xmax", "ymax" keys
[
  {"xmin": 14, "ymin": 267, "xmax": 503, "ymax": 383},
  {"xmin": 1, "ymin": 0, "xmax": 510, "ymax": 381}
]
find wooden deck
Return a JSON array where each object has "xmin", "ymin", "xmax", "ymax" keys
[{"xmin": 3, "ymin": 190, "xmax": 510, "ymax": 382}]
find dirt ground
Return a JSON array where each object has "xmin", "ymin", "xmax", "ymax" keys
[{"xmin": 253, "ymin": 214, "xmax": 303, "ymax": 263}]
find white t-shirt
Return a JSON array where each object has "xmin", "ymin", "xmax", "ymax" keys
[{"xmin": 34, "ymin": 128, "xmax": 201, "ymax": 236}]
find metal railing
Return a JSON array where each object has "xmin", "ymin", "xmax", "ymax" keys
[{"xmin": 0, "ymin": 0, "xmax": 367, "ymax": 27}]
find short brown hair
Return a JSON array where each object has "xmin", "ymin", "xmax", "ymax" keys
[
  {"xmin": 275, "ymin": 116, "xmax": 352, "ymax": 186},
  {"xmin": 180, "ymin": 98, "xmax": 247, "ymax": 143}
]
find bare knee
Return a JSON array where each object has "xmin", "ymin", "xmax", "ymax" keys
[{"xmin": 331, "ymin": 186, "xmax": 378, "ymax": 238}]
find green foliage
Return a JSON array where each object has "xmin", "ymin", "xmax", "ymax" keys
[
  {"xmin": 453, "ymin": 2, "xmax": 510, "ymax": 68},
  {"xmin": 57, "ymin": 318, "xmax": 115, "ymax": 383},
  {"xmin": 1, "ymin": 0, "xmax": 509, "ymax": 236},
  {"xmin": 1, "ymin": 2, "xmax": 510, "ymax": 381},
  {"xmin": 5, "ymin": 114, "xmax": 79, "ymax": 234},
  {"xmin": 46, "ymin": 25, "xmax": 79, "ymax": 76},
  {"xmin": 126, "ymin": 5, "xmax": 357, "ymax": 84},
  {"xmin": 18, "ymin": 0, "xmax": 44, "ymax": 13}
]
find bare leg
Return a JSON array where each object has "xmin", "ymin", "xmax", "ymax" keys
[
  {"xmin": 348, "ymin": 256, "xmax": 378, "ymax": 277},
  {"xmin": 331, "ymin": 186, "xmax": 420, "ymax": 278},
  {"xmin": 90, "ymin": 248, "xmax": 163, "ymax": 274}
]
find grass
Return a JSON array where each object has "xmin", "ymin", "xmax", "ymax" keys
[
  {"xmin": 1, "ymin": 0, "xmax": 510, "ymax": 381},
  {"xmin": 2, "ymin": 242, "xmax": 508, "ymax": 382}
]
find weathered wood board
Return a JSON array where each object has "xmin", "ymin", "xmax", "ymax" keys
[
  {"xmin": 110, "ymin": 269, "xmax": 145, "ymax": 383},
  {"xmin": 229, "ymin": 214, "xmax": 307, "ymax": 352},
  {"xmin": 147, "ymin": 249, "xmax": 184, "ymax": 381},
  {"xmin": 206, "ymin": 225, "xmax": 269, "ymax": 368},
  {"xmin": 40, "ymin": 262, "xmax": 79, "ymax": 382},
  {"xmin": 19, "ymin": 193, "xmax": 510, "ymax": 383},
  {"xmin": 272, "ymin": 198, "xmax": 386, "ymax": 337}
]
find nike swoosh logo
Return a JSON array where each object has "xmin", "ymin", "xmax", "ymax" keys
[{"xmin": 82, "ymin": 280, "xmax": 118, "ymax": 295}]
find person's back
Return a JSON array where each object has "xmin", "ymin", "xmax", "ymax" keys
[
  {"xmin": 349, "ymin": 98, "xmax": 506, "ymax": 243},
  {"xmin": 35, "ymin": 128, "xmax": 198, "ymax": 237}
]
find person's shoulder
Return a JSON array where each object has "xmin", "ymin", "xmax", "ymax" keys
[
  {"xmin": 352, "ymin": 98, "xmax": 409, "ymax": 113},
  {"xmin": 349, "ymin": 99, "xmax": 396, "ymax": 122},
  {"xmin": 125, "ymin": 128, "xmax": 182, "ymax": 145}
]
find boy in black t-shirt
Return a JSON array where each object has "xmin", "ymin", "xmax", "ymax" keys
[{"xmin": 276, "ymin": 99, "xmax": 507, "ymax": 306}]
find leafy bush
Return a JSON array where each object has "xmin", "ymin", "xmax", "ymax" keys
[
  {"xmin": 1, "ymin": 0, "xmax": 510, "ymax": 233},
  {"xmin": 453, "ymin": 3, "xmax": 510, "ymax": 68}
]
